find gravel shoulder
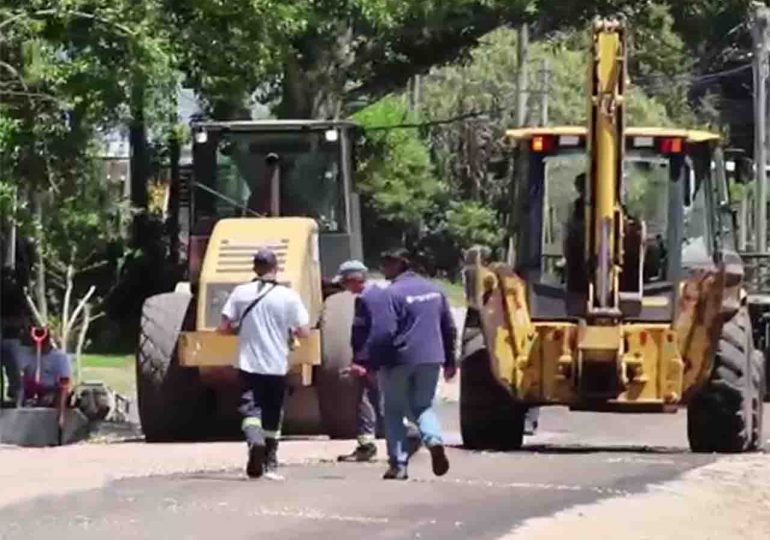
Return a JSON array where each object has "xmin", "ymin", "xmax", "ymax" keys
[{"xmin": 501, "ymin": 453, "xmax": 770, "ymax": 540}]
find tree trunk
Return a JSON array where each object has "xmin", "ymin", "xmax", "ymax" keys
[
  {"xmin": 31, "ymin": 191, "xmax": 48, "ymax": 323},
  {"xmin": 277, "ymin": 57, "xmax": 316, "ymax": 119},
  {"xmin": 277, "ymin": 24, "xmax": 355, "ymax": 119},
  {"xmin": 74, "ymin": 303, "xmax": 92, "ymax": 385},
  {"xmin": 3, "ymin": 186, "xmax": 17, "ymax": 269},
  {"xmin": 130, "ymin": 76, "xmax": 149, "ymax": 251},
  {"xmin": 60, "ymin": 263, "xmax": 75, "ymax": 354}
]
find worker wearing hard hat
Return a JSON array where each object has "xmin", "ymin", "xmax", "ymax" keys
[{"xmin": 335, "ymin": 260, "xmax": 388, "ymax": 462}]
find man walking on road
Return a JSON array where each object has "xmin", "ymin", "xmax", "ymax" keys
[
  {"xmin": 335, "ymin": 260, "xmax": 387, "ymax": 462},
  {"xmin": 219, "ymin": 248, "xmax": 310, "ymax": 480},
  {"xmin": 371, "ymin": 249, "xmax": 457, "ymax": 480}
]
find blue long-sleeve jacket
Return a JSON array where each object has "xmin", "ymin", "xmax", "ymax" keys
[
  {"xmin": 369, "ymin": 272, "xmax": 457, "ymax": 369},
  {"xmin": 350, "ymin": 280, "xmax": 390, "ymax": 366}
]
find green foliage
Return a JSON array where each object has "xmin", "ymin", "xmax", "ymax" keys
[
  {"xmin": 444, "ymin": 201, "xmax": 504, "ymax": 249},
  {"xmin": 0, "ymin": 1, "xmax": 177, "ymax": 349},
  {"xmin": 353, "ymin": 96, "xmax": 440, "ymax": 230},
  {"xmin": 353, "ymin": 95, "xmax": 508, "ymax": 272},
  {"xmin": 162, "ymin": 0, "xmax": 537, "ymax": 118},
  {"xmin": 162, "ymin": 0, "xmax": 305, "ymax": 117}
]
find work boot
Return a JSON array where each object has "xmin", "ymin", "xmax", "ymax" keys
[
  {"xmin": 246, "ymin": 443, "xmax": 266, "ymax": 479},
  {"xmin": 263, "ymin": 438, "xmax": 284, "ymax": 481},
  {"xmin": 428, "ymin": 444, "xmax": 449, "ymax": 477},
  {"xmin": 382, "ymin": 465, "xmax": 408, "ymax": 480},
  {"xmin": 337, "ymin": 442, "xmax": 377, "ymax": 463},
  {"xmin": 524, "ymin": 407, "xmax": 540, "ymax": 436}
]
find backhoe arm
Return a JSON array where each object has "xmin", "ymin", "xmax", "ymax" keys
[{"xmin": 586, "ymin": 19, "xmax": 626, "ymax": 316}]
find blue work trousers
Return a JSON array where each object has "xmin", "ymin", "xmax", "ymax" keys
[
  {"xmin": 379, "ymin": 363, "xmax": 442, "ymax": 467},
  {"xmin": 356, "ymin": 371, "xmax": 384, "ymax": 444},
  {"xmin": 238, "ymin": 370, "xmax": 286, "ymax": 446}
]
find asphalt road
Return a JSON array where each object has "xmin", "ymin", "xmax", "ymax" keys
[{"xmin": 4, "ymin": 402, "xmax": 765, "ymax": 540}]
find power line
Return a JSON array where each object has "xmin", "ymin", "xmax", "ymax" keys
[
  {"xmin": 363, "ymin": 63, "xmax": 753, "ymax": 132},
  {"xmin": 634, "ymin": 63, "xmax": 751, "ymax": 84},
  {"xmin": 363, "ymin": 108, "xmax": 506, "ymax": 131}
]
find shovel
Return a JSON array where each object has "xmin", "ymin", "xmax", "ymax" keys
[
  {"xmin": 29, "ymin": 327, "xmax": 61, "ymax": 444},
  {"xmin": 29, "ymin": 326, "xmax": 48, "ymax": 390}
]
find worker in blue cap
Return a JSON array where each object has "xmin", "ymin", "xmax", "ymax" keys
[
  {"xmin": 335, "ymin": 260, "xmax": 389, "ymax": 462},
  {"xmin": 335, "ymin": 259, "xmax": 423, "ymax": 463}
]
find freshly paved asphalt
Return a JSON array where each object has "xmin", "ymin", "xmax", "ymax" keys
[{"xmin": 3, "ymin": 402, "xmax": 764, "ymax": 540}]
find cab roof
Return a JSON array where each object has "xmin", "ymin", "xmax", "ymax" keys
[
  {"xmin": 192, "ymin": 119, "xmax": 358, "ymax": 132},
  {"xmin": 504, "ymin": 126, "xmax": 720, "ymax": 143}
]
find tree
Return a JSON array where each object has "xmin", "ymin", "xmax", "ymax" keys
[
  {"xmin": 160, "ymin": 0, "xmax": 305, "ymax": 118},
  {"xmin": 420, "ymin": 28, "xmax": 673, "ymax": 197},
  {"xmin": 0, "ymin": 1, "xmax": 176, "ymax": 359},
  {"xmin": 352, "ymin": 95, "xmax": 441, "ymax": 257},
  {"xmin": 165, "ymin": 1, "xmax": 616, "ymax": 119}
]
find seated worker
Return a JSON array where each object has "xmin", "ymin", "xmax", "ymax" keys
[
  {"xmin": 1, "ymin": 269, "xmax": 27, "ymax": 405},
  {"xmin": 564, "ymin": 173, "xmax": 588, "ymax": 292},
  {"xmin": 18, "ymin": 328, "xmax": 71, "ymax": 425},
  {"xmin": 643, "ymin": 234, "xmax": 667, "ymax": 283}
]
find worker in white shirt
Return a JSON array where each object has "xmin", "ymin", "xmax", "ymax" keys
[{"xmin": 219, "ymin": 248, "xmax": 310, "ymax": 480}]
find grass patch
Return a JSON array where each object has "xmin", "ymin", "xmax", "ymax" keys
[
  {"xmin": 80, "ymin": 354, "xmax": 133, "ymax": 369},
  {"xmin": 432, "ymin": 278, "xmax": 465, "ymax": 308},
  {"xmin": 76, "ymin": 354, "xmax": 135, "ymax": 397}
]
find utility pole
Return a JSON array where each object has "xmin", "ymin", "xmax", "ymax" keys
[
  {"xmin": 516, "ymin": 24, "xmax": 529, "ymax": 127},
  {"xmin": 540, "ymin": 58, "xmax": 549, "ymax": 126},
  {"xmin": 752, "ymin": 3, "xmax": 770, "ymax": 252},
  {"xmin": 408, "ymin": 75, "xmax": 421, "ymax": 115}
]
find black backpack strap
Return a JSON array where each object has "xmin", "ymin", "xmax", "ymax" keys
[{"xmin": 238, "ymin": 282, "xmax": 278, "ymax": 327}]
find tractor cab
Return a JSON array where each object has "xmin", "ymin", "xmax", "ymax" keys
[
  {"xmin": 505, "ymin": 126, "xmax": 735, "ymax": 322},
  {"xmin": 185, "ymin": 120, "xmax": 363, "ymax": 282}
]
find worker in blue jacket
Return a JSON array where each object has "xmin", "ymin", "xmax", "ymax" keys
[
  {"xmin": 370, "ymin": 249, "xmax": 457, "ymax": 480},
  {"xmin": 335, "ymin": 260, "xmax": 388, "ymax": 462},
  {"xmin": 335, "ymin": 260, "xmax": 422, "ymax": 463}
]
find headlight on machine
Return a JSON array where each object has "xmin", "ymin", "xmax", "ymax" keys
[{"xmin": 205, "ymin": 283, "xmax": 238, "ymax": 328}]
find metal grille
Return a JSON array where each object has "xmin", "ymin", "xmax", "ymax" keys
[{"xmin": 215, "ymin": 238, "xmax": 289, "ymax": 274}]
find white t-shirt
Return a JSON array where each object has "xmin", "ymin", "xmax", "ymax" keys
[{"xmin": 222, "ymin": 281, "xmax": 310, "ymax": 375}]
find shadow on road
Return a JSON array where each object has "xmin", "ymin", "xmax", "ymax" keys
[{"xmin": 448, "ymin": 443, "xmax": 688, "ymax": 455}]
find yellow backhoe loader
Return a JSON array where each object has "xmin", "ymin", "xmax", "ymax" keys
[{"xmin": 461, "ymin": 19, "xmax": 766, "ymax": 452}]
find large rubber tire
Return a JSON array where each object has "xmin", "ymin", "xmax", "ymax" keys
[
  {"xmin": 317, "ymin": 291, "xmax": 359, "ymax": 439},
  {"xmin": 750, "ymin": 350, "xmax": 766, "ymax": 450},
  {"xmin": 687, "ymin": 308, "xmax": 757, "ymax": 453},
  {"xmin": 136, "ymin": 292, "xmax": 206, "ymax": 442},
  {"xmin": 460, "ymin": 309, "xmax": 526, "ymax": 451}
]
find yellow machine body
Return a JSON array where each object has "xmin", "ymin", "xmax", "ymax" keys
[
  {"xmin": 177, "ymin": 217, "xmax": 322, "ymax": 384},
  {"xmin": 466, "ymin": 261, "xmax": 727, "ymax": 410}
]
